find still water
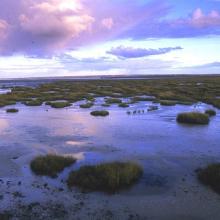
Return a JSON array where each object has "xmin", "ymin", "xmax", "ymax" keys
[{"xmin": 0, "ymin": 99, "xmax": 220, "ymax": 219}]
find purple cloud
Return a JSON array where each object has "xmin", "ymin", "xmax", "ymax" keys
[
  {"xmin": 182, "ymin": 8, "xmax": 220, "ymax": 28},
  {"xmin": 0, "ymin": 1, "xmax": 219, "ymax": 56},
  {"xmin": 123, "ymin": 8, "xmax": 220, "ymax": 39},
  {"xmin": 0, "ymin": 0, "xmax": 169, "ymax": 56},
  {"xmin": 107, "ymin": 46, "xmax": 182, "ymax": 59}
]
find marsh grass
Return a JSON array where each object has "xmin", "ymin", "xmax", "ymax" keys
[
  {"xmin": 105, "ymin": 98, "xmax": 122, "ymax": 104},
  {"xmin": 0, "ymin": 101, "xmax": 16, "ymax": 107},
  {"xmin": 30, "ymin": 154, "xmax": 76, "ymax": 178},
  {"xmin": 131, "ymin": 96, "xmax": 155, "ymax": 102},
  {"xmin": 79, "ymin": 102, "xmax": 94, "ymax": 108},
  {"xmin": 49, "ymin": 101, "xmax": 71, "ymax": 108},
  {"xmin": 177, "ymin": 112, "xmax": 209, "ymax": 125},
  {"xmin": 160, "ymin": 100, "xmax": 177, "ymax": 106},
  {"xmin": 0, "ymin": 212, "xmax": 11, "ymax": 220},
  {"xmin": 176, "ymin": 101, "xmax": 193, "ymax": 105},
  {"xmin": 6, "ymin": 108, "xmax": 19, "ymax": 113},
  {"xmin": 118, "ymin": 103, "xmax": 129, "ymax": 108},
  {"xmin": 90, "ymin": 110, "xmax": 109, "ymax": 117},
  {"xmin": 24, "ymin": 100, "xmax": 43, "ymax": 106},
  {"xmin": 67, "ymin": 162, "xmax": 143, "ymax": 192},
  {"xmin": 205, "ymin": 109, "xmax": 216, "ymax": 116},
  {"xmin": 197, "ymin": 163, "xmax": 220, "ymax": 194},
  {"xmin": 1, "ymin": 76, "xmax": 220, "ymax": 110}
]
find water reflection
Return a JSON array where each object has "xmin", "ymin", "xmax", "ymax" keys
[
  {"xmin": 0, "ymin": 88, "xmax": 11, "ymax": 94},
  {"xmin": 66, "ymin": 140, "xmax": 86, "ymax": 146},
  {"xmin": 0, "ymin": 101, "xmax": 220, "ymax": 189},
  {"xmin": 0, "ymin": 118, "xmax": 9, "ymax": 133}
]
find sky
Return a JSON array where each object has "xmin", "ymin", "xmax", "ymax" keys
[{"xmin": 0, "ymin": 0, "xmax": 220, "ymax": 78}]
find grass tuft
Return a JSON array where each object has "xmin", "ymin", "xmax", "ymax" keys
[
  {"xmin": 30, "ymin": 154, "xmax": 76, "ymax": 178},
  {"xmin": 80, "ymin": 102, "xmax": 94, "ymax": 108},
  {"xmin": 6, "ymin": 108, "xmax": 19, "ymax": 113},
  {"xmin": 118, "ymin": 103, "xmax": 129, "ymax": 108},
  {"xmin": 176, "ymin": 112, "xmax": 209, "ymax": 125},
  {"xmin": 205, "ymin": 109, "xmax": 216, "ymax": 116},
  {"xmin": 90, "ymin": 110, "xmax": 109, "ymax": 117},
  {"xmin": 197, "ymin": 163, "xmax": 220, "ymax": 194},
  {"xmin": 67, "ymin": 162, "xmax": 143, "ymax": 192},
  {"xmin": 105, "ymin": 98, "xmax": 122, "ymax": 104},
  {"xmin": 24, "ymin": 100, "xmax": 43, "ymax": 106},
  {"xmin": 160, "ymin": 100, "xmax": 177, "ymax": 106},
  {"xmin": 49, "ymin": 101, "xmax": 71, "ymax": 108}
]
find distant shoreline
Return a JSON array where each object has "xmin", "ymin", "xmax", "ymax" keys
[{"xmin": 0, "ymin": 73, "xmax": 220, "ymax": 82}]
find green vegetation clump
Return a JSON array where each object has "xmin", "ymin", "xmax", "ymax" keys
[
  {"xmin": 90, "ymin": 110, "xmax": 109, "ymax": 117},
  {"xmin": 24, "ymin": 99, "xmax": 43, "ymax": 106},
  {"xmin": 30, "ymin": 154, "xmax": 76, "ymax": 178},
  {"xmin": 131, "ymin": 96, "xmax": 155, "ymax": 102},
  {"xmin": 1, "ymin": 75, "xmax": 220, "ymax": 111},
  {"xmin": 79, "ymin": 102, "xmax": 94, "ymax": 108},
  {"xmin": 105, "ymin": 98, "xmax": 122, "ymax": 104},
  {"xmin": 67, "ymin": 162, "xmax": 143, "ymax": 192},
  {"xmin": 118, "ymin": 103, "xmax": 129, "ymax": 108},
  {"xmin": 176, "ymin": 101, "xmax": 193, "ymax": 105},
  {"xmin": 0, "ymin": 100, "xmax": 16, "ymax": 107},
  {"xmin": 45, "ymin": 101, "xmax": 52, "ymax": 105},
  {"xmin": 6, "ymin": 108, "xmax": 19, "ymax": 113},
  {"xmin": 49, "ymin": 101, "xmax": 71, "ymax": 108},
  {"xmin": 160, "ymin": 100, "xmax": 177, "ymax": 106},
  {"xmin": 197, "ymin": 163, "xmax": 220, "ymax": 194},
  {"xmin": 210, "ymin": 99, "xmax": 220, "ymax": 109},
  {"xmin": 177, "ymin": 112, "xmax": 209, "ymax": 125},
  {"xmin": 205, "ymin": 109, "xmax": 216, "ymax": 116},
  {"xmin": 0, "ymin": 212, "xmax": 11, "ymax": 220}
]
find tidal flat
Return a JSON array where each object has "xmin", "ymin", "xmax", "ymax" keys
[{"xmin": 0, "ymin": 76, "xmax": 220, "ymax": 219}]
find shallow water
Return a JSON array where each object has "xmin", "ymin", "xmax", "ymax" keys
[{"xmin": 0, "ymin": 99, "xmax": 220, "ymax": 219}]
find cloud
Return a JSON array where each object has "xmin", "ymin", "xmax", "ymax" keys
[
  {"xmin": 193, "ymin": 61, "xmax": 220, "ymax": 68},
  {"xmin": 101, "ymin": 18, "xmax": 114, "ymax": 30},
  {"xmin": 173, "ymin": 8, "xmax": 220, "ymax": 28},
  {"xmin": 18, "ymin": 0, "xmax": 94, "ymax": 53},
  {"xmin": 0, "ymin": 19, "xmax": 8, "ymax": 41},
  {"xmin": 107, "ymin": 46, "xmax": 182, "ymax": 59},
  {"xmin": 56, "ymin": 53, "xmax": 175, "ymax": 73},
  {"xmin": 0, "ymin": 1, "xmax": 219, "ymax": 56},
  {"xmin": 122, "ymin": 8, "xmax": 220, "ymax": 39},
  {"xmin": 0, "ymin": 0, "xmax": 170, "ymax": 56}
]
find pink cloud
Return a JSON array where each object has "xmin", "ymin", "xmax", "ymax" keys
[
  {"xmin": 18, "ymin": 0, "xmax": 94, "ymax": 51},
  {"xmin": 0, "ymin": 0, "xmax": 171, "ymax": 55},
  {"xmin": 101, "ymin": 18, "xmax": 114, "ymax": 30},
  {"xmin": 0, "ymin": 19, "xmax": 9, "ymax": 53},
  {"xmin": 172, "ymin": 8, "xmax": 220, "ymax": 29},
  {"xmin": 190, "ymin": 8, "xmax": 220, "ymax": 27},
  {"xmin": 0, "ymin": 19, "xmax": 8, "ymax": 40},
  {"xmin": 4, "ymin": 0, "xmax": 220, "ymax": 55}
]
